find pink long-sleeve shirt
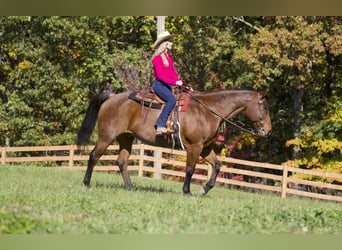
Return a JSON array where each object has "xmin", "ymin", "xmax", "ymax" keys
[{"xmin": 152, "ymin": 53, "xmax": 179, "ymax": 85}]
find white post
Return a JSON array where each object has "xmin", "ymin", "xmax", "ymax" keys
[
  {"xmin": 154, "ymin": 16, "xmax": 165, "ymax": 180},
  {"xmin": 157, "ymin": 16, "xmax": 165, "ymax": 34}
]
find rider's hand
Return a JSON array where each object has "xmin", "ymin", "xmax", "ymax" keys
[
  {"xmin": 176, "ymin": 80, "xmax": 183, "ymax": 86},
  {"xmin": 185, "ymin": 86, "xmax": 194, "ymax": 92}
]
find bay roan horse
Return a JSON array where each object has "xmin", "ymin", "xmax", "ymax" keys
[{"xmin": 77, "ymin": 89, "xmax": 272, "ymax": 196}]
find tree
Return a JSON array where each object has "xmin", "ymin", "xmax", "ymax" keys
[
  {"xmin": 0, "ymin": 16, "xmax": 157, "ymax": 146},
  {"xmin": 228, "ymin": 16, "xmax": 341, "ymax": 177},
  {"xmin": 167, "ymin": 16, "xmax": 236, "ymax": 91}
]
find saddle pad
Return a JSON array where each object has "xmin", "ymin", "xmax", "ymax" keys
[
  {"xmin": 179, "ymin": 92, "xmax": 190, "ymax": 112},
  {"xmin": 128, "ymin": 92, "xmax": 162, "ymax": 109}
]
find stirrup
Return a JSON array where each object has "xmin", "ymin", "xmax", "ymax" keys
[{"xmin": 156, "ymin": 127, "xmax": 174, "ymax": 135}]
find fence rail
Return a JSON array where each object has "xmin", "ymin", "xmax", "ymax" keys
[{"xmin": 1, "ymin": 144, "xmax": 341, "ymax": 202}]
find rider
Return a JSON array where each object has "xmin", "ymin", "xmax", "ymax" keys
[{"xmin": 151, "ymin": 31, "xmax": 184, "ymax": 135}]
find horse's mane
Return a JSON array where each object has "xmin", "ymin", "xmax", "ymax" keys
[{"xmin": 191, "ymin": 89, "xmax": 256, "ymax": 98}]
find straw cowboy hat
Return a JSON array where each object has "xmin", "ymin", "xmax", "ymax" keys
[{"xmin": 153, "ymin": 31, "xmax": 173, "ymax": 49}]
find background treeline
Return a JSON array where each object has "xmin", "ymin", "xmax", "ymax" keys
[{"xmin": 0, "ymin": 16, "xmax": 340, "ymax": 179}]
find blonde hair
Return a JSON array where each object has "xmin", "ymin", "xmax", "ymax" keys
[{"xmin": 153, "ymin": 41, "xmax": 169, "ymax": 67}]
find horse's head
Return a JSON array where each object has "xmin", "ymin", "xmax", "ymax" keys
[{"xmin": 245, "ymin": 92, "xmax": 272, "ymax": 137}]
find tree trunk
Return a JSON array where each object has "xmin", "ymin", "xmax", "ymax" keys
[{"xmin": 292, "ymin": 84, "xmax": 304, "ymax": 160}]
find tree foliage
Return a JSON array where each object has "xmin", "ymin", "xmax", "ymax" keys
[{"xmin": 0, "ymin": 16, "xmax": 340, "ymax": 178}]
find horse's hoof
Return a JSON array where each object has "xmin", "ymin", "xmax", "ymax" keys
[
  {"xmin": 199, "ymin": 186, "xmax": 207, "ymax": 196},
  {"xmin": 183, "ymin": 192, "xmax": 193, "ymax": 197}
]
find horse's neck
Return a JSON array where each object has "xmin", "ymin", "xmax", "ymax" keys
[
  {"xmin": 196, "ymin": 90, "xmax": 254, "ymax": 118},
  {"xmin": 226, "ymin": 92, "xmax": 254, "ymax": 118}
]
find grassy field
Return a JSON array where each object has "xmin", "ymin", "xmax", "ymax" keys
[{"xmin": 0, "ymin": 164, "xmax": 341, "ymax": 234}]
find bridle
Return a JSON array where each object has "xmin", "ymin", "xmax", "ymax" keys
[
  {"xmin": 253, "ymin": 99, "xmax": 267, "ymax": 136},
  {"xmin": 184, "ymin": 88, "xmax": 267, "ymax": 137}
]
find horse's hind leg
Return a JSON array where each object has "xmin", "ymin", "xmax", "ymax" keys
[
  {"xmin": 199, "ymin": 148, "xmax": 221, "ymax": 195},
  {"xmin": 83, "ymin": 139, "xmax": 112, "ymax": 187},
  {"xmin": 117, "ymin": 134, "xmax": 134, "ymax": 190}
]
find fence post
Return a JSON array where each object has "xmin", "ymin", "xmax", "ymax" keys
[
  {"xmin": 69, "ymin": 145, "xmax": 74, "ymax": 168},
  {"xmin": 138, "ymin": 144, "xmax": 144, "ymax": 177},
  {"xmin": 281, "ymin": 164, "xmax": 288, "ymax": 198},
  {"xmin": 1, "ymin": 147, "xmax": 6, "ymax": 164},
  {"xmin": 154, "ymin": 148, "xmax": 162, "ymax": 180}
]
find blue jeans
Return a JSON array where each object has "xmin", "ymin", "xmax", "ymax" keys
[{"xmin": 152, "ymin": 80, "xmax": 176, "ymax": 128}]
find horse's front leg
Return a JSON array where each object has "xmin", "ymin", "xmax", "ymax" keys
[
  {"xmin": 183, "ymin": 145, "xmax": 202, "ymax": 196},
  {"xmin": 199, "ymin": 148, "xmax": 221, "ymax": 195}
]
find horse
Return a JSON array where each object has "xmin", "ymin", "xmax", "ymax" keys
[{"xmin": 76, "ymin": 89, "xmax": 272, "ymax": 196}]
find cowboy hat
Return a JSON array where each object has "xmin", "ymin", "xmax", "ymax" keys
[{"xmin": 153, "ymin": 31, "xmax": 173, "ymax": 49}]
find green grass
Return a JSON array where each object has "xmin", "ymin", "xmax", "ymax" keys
[{"xmin": 0, "ymin": 164, "xmax": 341, "ymax": 234}]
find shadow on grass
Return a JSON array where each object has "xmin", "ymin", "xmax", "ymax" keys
[{"xmin": 92, "ymin": 181, "xmax": 177, "ymax": 194}]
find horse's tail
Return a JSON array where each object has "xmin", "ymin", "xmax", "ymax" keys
[{"xmin": 76, "ymin": 92, "xmax": 111, "ymax": 146}]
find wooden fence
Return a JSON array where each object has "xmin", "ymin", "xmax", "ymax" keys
[{"xmin": 1, "ymin": 144, "xmax": 341, "ymax": 202}]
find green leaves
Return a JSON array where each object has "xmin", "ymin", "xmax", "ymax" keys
[{"xmin": 0, "ymin": 210, "xmax": 50, "ymax": 233}]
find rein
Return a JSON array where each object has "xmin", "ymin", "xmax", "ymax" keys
[{"xmin": 183, "ymin": 88, "xmax": 261, "ymax": 136}]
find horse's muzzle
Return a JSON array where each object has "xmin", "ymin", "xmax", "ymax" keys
[
  {"xmin": 256, "ymin": 126, "xmax": 272, "ymax": 137},
  {"xmin": 258, "ymin": 128, "xmax": 266, "ymax": 137}
]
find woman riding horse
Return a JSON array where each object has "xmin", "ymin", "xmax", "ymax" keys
[
  {"xmin": 77, "ymin": 87, "xmax": 272, "ymax": 196},
  {"xmin": 151, "ymin": 31, "xmax": 184, "ymax": 135}
]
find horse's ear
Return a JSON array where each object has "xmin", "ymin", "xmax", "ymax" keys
[
  {"xmin": 258, "ymin": 91, "xmax": 268, "ymax": 104},
  {"xmin": 259, "ymin": 91, "xmax": 268, "ymax": 100}
]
